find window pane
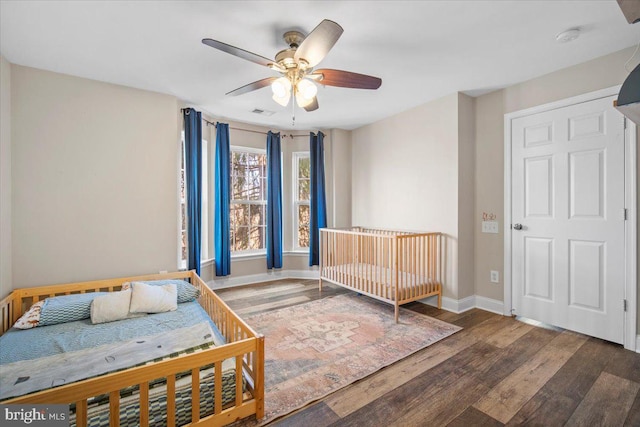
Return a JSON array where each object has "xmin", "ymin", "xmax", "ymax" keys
[
  {"xmin": 262, "ymin": 177, "xmax": 267, "ymax": 200},
  {"xmin": 231, "ymin": 203, "xmax": 249, "ymax": 226},
  {"xmin": 298, "ymin": 204, "xmax": 310, "ymax": 248},
  {"xmin": 298, "ymin": 157, "xmax": 310, "ymax": 179},
  {"xmin": 181, "ymin": 230, "xmax": 188, "ymax": 262},
  {"xmin": 234, "ymin": 226, "xmax": 249, "ymax": 251},
  {"xmin": 249, "ymin": 226, "xmax": 264, "ymax": 250},
  {"xmin": 247, "ymin": 168, "xmax": 261, "ymax": 200},
  {"xmin": 298, "ymin": 178, "xmax": 310, "ymax": 200},
  {"xmin": 232, "ymin": 152, "xmax": 246, "ymax": 170},
  {"xmin": 181, "ymin": 204, "xmax": 186, "ymax": 231},
  {"xmin": 249, "ymin": 204, "xmax": 264, "ymax": 227}
]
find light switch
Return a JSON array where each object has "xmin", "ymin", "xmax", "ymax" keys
[{"xmin": 482, "ymin": 221, "xmax": 499, "ymax": 233}]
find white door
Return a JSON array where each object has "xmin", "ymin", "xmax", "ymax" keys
[{"xmin": 511, "ymin": 95, "xmax": 626, "ymax": 344}]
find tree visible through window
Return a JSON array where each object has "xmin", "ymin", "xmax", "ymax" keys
[
  {"xmin": 294, "ymin": 153, "xmax": 310, "ymax": 249},
  {"xmin": 231, "ymin": 148, "xmax": 267, "ymax": 252}
]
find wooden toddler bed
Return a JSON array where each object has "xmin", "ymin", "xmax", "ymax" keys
[
  {"xmin": 0, "ymin": 270, "xmax": 264, "ymax": 427},
  {"xmin": 319, "ymin": 227, "xmax": 443, "ymax": 322}
]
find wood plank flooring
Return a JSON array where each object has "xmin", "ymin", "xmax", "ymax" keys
[{"xmin": 215, "ymin": 279, "xmax": 640, "ymax": 426}]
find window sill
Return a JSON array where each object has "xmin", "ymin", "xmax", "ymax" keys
[
  {"xmin": 231, "ymin": 252, "xmax": 267, "ymax": 261},
  {"xmin": 285, "ymin": 250, "xmax": 309, "ymax": 257},
  {"xmin": 198, "ymin": 251, "xmax": 307, "ymax": 267}
]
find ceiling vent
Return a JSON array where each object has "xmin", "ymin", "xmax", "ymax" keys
[{"xmin": 252, "ymin": 108, "xmax": 275, "ymax": 116}]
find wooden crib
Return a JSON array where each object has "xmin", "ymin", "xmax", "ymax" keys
[{"xmin": 319, "ymin": 227, "xmax": 443, "ymax": 322}]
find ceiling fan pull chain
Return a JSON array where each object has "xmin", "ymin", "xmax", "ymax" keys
[{"xmin": 292, "ymin": 95, "xmax": 296, "ymax": 126}]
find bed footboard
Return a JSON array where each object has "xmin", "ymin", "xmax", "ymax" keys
[
  {"xmin": 320, "ymin": 227, "xmax": 443, "ymax": 322},
  {"xmin": 1, "ymin": 271, "xmax": 264, "ymax": 427}
]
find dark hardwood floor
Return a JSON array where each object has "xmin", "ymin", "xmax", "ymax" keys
[{"xmin": 216, "ymin": 279, "xmax": 640, "ymax": 426}]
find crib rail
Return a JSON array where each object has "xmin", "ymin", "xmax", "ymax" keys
[
  {"xmin": 320, "ymin": 227, "xmax": 443, "ymax": 322},
  {"xmin": 1, "ymin": 271, "xmax": 265, "ymax": 426}
]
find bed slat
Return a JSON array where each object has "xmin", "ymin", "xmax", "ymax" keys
[
  {"xmin": 167, "ymin": 374, "xmax": 176, "ymax": 427},
  {"xmin": 109, "ymin": 391, "xmax": 120, "ymax": 427}
]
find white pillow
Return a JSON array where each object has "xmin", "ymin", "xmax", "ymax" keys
[
  {"xmin": 90, "ymin": 289, "xmax": 144, "ymax": 324},
  {"xmin": 129, "ymin": 282, "xmax": 178, "ymax": 313}
]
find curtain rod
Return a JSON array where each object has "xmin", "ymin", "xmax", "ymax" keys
[{"xmin": 181, "ymin": 108, "xmax": 310, "ymax": 138}]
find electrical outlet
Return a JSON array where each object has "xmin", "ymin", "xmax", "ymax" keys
[
  {"xmin": 490, "ymin": 270, "xmax": 499, "ymax": 283},
  {"xmin": 482, "ymin": 221, "xmax": 499, "ymax": 233},
  {"xmin": 159, "ymin": 270, "xmax": 168, "ymax": 274}
]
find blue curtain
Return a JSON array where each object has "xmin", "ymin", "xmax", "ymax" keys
[
  {"xmin": 183, "ymin": 108, "xmax": 202, "ymax": 275},
  {"xmin": 309, "ymin": 131, "xmax": 327, "ymax": 266},
  {"xmin": 214, "ymin": 122, "xmax": 231, "ymax": 276},
  {"xmin": 266, "ymin": 131, "xmax": 283, "ymax": 269}
]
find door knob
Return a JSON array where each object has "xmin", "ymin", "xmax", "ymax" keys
[{"xmin": 513, "ymin": 223, "xmax": 523, "ymax": 230}]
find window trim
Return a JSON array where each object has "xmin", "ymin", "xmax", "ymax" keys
[
  {"xmin": 293, "ymin": 151, "xmax": 311, "ymax": 252},
  {"xmin": 230, "ymin": 145, "xmax": 268, "ymax": 255}
]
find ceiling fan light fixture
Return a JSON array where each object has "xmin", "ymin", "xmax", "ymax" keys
[
  {"xmin": 297, "ymin": 78, "xmax": 318, "ymax": 99},
  {"xmin": 272, "ymin": 91, "xmax": 291, "ymax": 107},
  {"xmin": 295, "ymin": 91, "xmax": 314, "ymax": 108},
  {"xmin": 271, "ymin": 77, "xmax": 292, "ymax": 98}
]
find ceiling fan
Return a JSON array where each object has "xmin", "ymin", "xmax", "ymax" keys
[{"xmin": 202, "ymin": 19, "xmax": 382, "ymax": 114}]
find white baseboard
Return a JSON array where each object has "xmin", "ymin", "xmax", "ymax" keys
[
  {"xmin": 207, "ymin": 269, "xmax": 319, "ymax": 290},
  {"xmin": 421, "ymin": 294, "xmax": 505, "ymax": 315},
  {"xmin": 475, "ymin": 295, "xmax": 505, "ymax": 315}
]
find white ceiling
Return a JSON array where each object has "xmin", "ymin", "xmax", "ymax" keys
[{"xmin": 1, "ymin": 1, "xmax": 639, "ymax": 130}]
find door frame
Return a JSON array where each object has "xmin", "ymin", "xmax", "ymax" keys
[{"xmin": 503, "ymin": 86, "xmax": 637, "ymax": 351}]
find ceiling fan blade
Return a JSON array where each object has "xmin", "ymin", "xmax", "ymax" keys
[
  {"xmin": 311, "ymin": 69, "xmax": 382, "ymax": 89},
  {"xmin": 202, "ymin": 38, "xmax": 284, "ymax": 71},
  {"xmin": 303, "ymin": 97, "xmax": 319, "ymax": 112},
  {"xmin": 294, "ymin": 20, "xmax": 343, "ymax": 67},
  {"xmin": 226, "ymin": 77, "xmax": 277, "ymax": 96}
]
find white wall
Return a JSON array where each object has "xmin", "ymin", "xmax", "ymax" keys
[
  {"xmin": 352, "ymin": 93, "xmax": 461, "ymax": 298},
  {"xmin": 0, "ymin": 54, "xmax": 11, "ymax": 297},
  {"xmin": 11, "ymin": 65, "xmax": 180, "ymax": 287}
]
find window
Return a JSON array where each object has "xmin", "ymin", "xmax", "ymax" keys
[
  {"xmin": 293, "ymin": 152, "xmax": 310, "ymax": 250},
  {"xmin": 179, "ymin": 137, "xmax": 187, "ymax": 269},
  {"xmin": 231, "ymin": 147, "xmax": 267, "ymax": 253}
]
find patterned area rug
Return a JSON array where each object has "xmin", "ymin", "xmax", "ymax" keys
[{"xmin": 241, "ymin": 293, "xmax": 461, "ymax": 425}]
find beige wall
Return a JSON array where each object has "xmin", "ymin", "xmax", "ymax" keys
[
  {"xmin": 0, "ymin": 54, "xmax": 11, "ymax": 298},
  {"xmin": 352, "ymin": 93, "xmax": 462, "ymax": 298},
  {"xmin": 474, "ymin": 89, "xmax": 505, "ymax": 301},
  {"xmin": 474, "ymin": 46, "xmax": 640, "ymax": 318},
  {"xmin": 329, "ymin": 128, "xmax": 352, "ymax": 228},
  {"xmin": 11, "ymin": 65, "xmax": 181, "ymax": 287},
  {"xmin": 458, "ymin": 93, "xmax": 476, "ymax": 299}
]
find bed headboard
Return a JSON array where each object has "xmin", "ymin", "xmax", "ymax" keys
[{"xmin": 0, "ymin": 271, "xmax": 196, "ymax": 335}]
